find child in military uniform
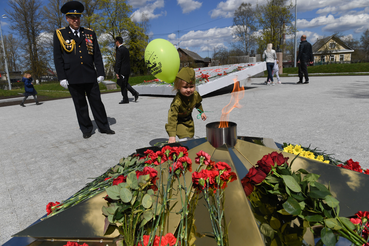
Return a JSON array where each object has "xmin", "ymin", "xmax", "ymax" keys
[{"xmin": 165, "ymin": 67, "xmax": 207, "ymax": 143}]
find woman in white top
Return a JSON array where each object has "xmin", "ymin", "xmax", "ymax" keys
[{"xmin": 263, "ymin": 43, "xmax": 277, "ymax": 85}]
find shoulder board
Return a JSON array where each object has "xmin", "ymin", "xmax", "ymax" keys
[
  {"xmin": 57, "ymin": 27, "xmax": 66, "ymax": 30},
  {"xmin": 84, "ymin": 27, "xmax": 93, "ymax": 31}
]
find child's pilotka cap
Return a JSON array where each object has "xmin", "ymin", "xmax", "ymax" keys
[{"xmin": 176, "ymin": 67, "xmax": 195, "ymax": 84}]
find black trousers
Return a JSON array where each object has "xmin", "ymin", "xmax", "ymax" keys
[
  {"xmin": 68, "ymin": 82, "xmax": 110, "ymax": 134},
  {"xmin": 117, "ymin": 75, "xmax": 138, "ymax": 103},
  {"xmin": 298, "ymin": 61, "xmax": 309, "ymax": 82}
]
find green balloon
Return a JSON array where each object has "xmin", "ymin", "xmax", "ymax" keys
[{"xmin": 145, "ymin": 39, "xmax": 180, "ymax": 83}]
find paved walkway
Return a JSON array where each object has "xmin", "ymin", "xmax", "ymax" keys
[{"xmin": 1, "ymin": 76, "xmax": 369, "ymax": 245}]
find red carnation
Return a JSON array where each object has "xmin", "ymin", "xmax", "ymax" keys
[
  {"xmin": 195, "ymin": 150, "xmax": 211, "ymax": 165},
  {"xmin": 46, "ymin": 201, "xmax": 60, "ymax": 215},
  {"xmin": 112, "ymin": 175, "xmax": 126, "ymax": 185}
]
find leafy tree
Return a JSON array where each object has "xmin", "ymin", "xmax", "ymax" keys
[
  {"xmin": 232, "ymin": 3, "xmax": 257, "ymax": 55},
  {"xmin": 255, "ymin": 0, "xmax": 294, "ymax": 54},
  {"xmin": 80, "ymin": 0, "xmax": 100, "ymax": 29},
  {"xmin": 6, "ymin": 0, "xmax": 47, "ymax": 80},
  {"xmin": 360, "ymin": 29, "xmax": 369, "ymax": 61},
  {"xmin": 93, "ymin": 0, "xmax": 148, "ymax": 77},
  {"xmin": 127, "ymin": 24, "xmax": 149, "ymax": 75}
]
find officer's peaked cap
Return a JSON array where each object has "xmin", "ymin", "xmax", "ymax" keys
[{"xmin": 61, "ymin": 1, "xmax": 84, "ymax": 16}]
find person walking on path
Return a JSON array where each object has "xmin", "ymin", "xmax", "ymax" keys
[
  {"xmin": 263, "ymin": 43, "xmax": 277, "ymax": 85},
  {"xmin": 53, "ymin": 0, "xmax": 114, "ymax": 139},
  {"xmin": 114, "ymin": 37, "xmax": 139, "ymax": 104},
  {"xmin": 20, "ymin": 73, "xmax": 42, "ymax": 107},
  {"xmin": 297, "ymin": 35, "xmax": 314, "ymax": 84}
]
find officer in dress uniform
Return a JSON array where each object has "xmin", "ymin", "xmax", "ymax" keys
[{"xmin": 53, "ymin": 1, "xmax": 114, "ymax": 139}]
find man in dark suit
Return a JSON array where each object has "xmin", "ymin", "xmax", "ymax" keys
[
  {"xmin": 114, "ymin": 37, "xmax": 139, "ymax": 104},
  {"xmin": 53, "ymin": 0, "xmax": 114, "ymax": 138},
  {"xmin": 297, "ymin": 35, "xmax": 314, "ymax": 84}
]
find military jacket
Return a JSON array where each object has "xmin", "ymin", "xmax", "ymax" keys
[
  {"xmin": 53, "ymin": 26, "xmax": 105, "ymax": 84},
  {"xmin": 165, "ymin": 91, "xmax": 204, "ymax": 138}
]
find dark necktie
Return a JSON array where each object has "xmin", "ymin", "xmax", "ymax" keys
[{"xmin": 74, "ymin": 30, "xmax": 78, "ymax": 38}]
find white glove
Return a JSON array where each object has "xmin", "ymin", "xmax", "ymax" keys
[
  {"xmin": 97, "ymin": 76, "xmax": 104, "ymax": 83},
  {"xmin": 60, "ymin": 79, "xmax": 69, "ymax": 89}
]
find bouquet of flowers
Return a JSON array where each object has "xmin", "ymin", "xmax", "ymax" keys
[
  {"xmin": 191, "ymin": 151, "xmax": 237, "ymax": 246},
  {"xmin": 241, "ymin": 151, "xmax": 367, "ymax": 246}
]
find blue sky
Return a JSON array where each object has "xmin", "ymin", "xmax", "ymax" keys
[{"xmin": 1, "ymin": 0, "xmax": 369, "ymax": 59}]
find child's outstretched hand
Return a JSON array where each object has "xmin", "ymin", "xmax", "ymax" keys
[
  {"xmin": 168, "ymin": 136, "xmax": 176, "ymax": 143},
  {"xmin": 201, "ymin": 113, "xmax": 207, "ymax": 121}
]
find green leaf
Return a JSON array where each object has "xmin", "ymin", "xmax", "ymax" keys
[
  {"xmin": 118, "ymin": 182, "xmax": 130, "ymax": 189},
  {"xmin": 324, "ymin": 209, "xmax": 333, "ymax": 218},
  {"xmin": 303, "ymin": 173, "xmax": 320, "ymax": 182},
  {"xmin": 282, "ymin": 197, "xmax": 301, "ymax": 215},
  {"xmin": 106, "ymin": 186, "xmax": 121, "ymax": 200},
  {"xmin": 321, "ymin": 227, "xmax": 337, "ymax": 246},
  {"xmin": 102, "ymin": 205, "xmax": 118, "ymax": 216},
  {"xmin": 305, "ymin": 214, "xmax": 323, "ymax": 222},
  {"xmin": 277, "ymin": 209, "xmax": 290, "ymax": 215},
  {"xmin": 147, "ymin": 189, "xmax": 154, "ymax": 195},
  {"xmin": 299, "ymin": 201, "xmax": 306, "ymax": 210},
  {"xmin": 339, "ymin": 217, "xmax": 355, "ymax": 231},
  {"xmin": 143, "ymin": 210, "xmax": 153, "ymax": 221},
  {"xmin": 270, "ymin": 216, "xmax": 281, "ymax": 229},
  {"xmin": 309, "ymin": 189, "xmax": 331, "ymax": 199},
  {"xmin": 291, "ymin": 193, "xmax": 305, "ymax": 201},
  {"xmin": 325, "ymin": 195, "xmax": 339, "ymax": 208},
  {"xmin": 127, "ymin": 172, "xmax": 138, "ymax": 190},
  {"xmin": 142, "ymin": 194, "xmax": 153, "ymax": 209},
  {"xmin": 282, "ymin": 175, "xmax": 301, "ymax": 193},
  {"xmin": 297, "ymin": 168, "xmax": 309, "ymax": 174},
  {"xmin": 138, "ymin": 174, "xmax": 150, "ymax": 187},
  {"xmin": 260, "ymin": 223, "xmax": 275, "ymax": 238},
  {"xmin": 324, "ymin": 218, "xmax": 342, "ymax": 230},
  {"xmin": 265, "ymin": 176, "xmax": 280, "ymax": 184},
  {"xmin": 120, "ymin": 187, "xmax": 133, "ymax": 203},
  {"xmin": 311, "ymin": 181, "xmax": 330, "ymax": 193}
]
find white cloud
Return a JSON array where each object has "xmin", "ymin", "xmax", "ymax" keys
[
  {"xmin": 177, "ymin": 0, "xmax": 202, "ymax": 14},
  {"xmin": 168, "ymin": 33, "xmax": 176, "ymax": 39},
  {"xmin": 298, "ymin": 13, "xmax": 369, "ymax": 34},
  {"xmin": 130, "ymin": 0, "xmax": 165, "ymax": 22},
  {"xmin": 209, "ymin": 0, "xmax": 258, "ymax": 18},
  {"xmin": 127, "ymin": 0, "xmax": 155, "ymax": 9}
]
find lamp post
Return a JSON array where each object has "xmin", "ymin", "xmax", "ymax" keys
[
  {"xmin": 294, "ymin": 0, "xmax": 297, "ymax": 68},
  {"xmin": 0, "ymin": 14, "xmax": 11, "ymax": 90}
]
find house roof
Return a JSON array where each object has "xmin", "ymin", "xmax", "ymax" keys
[
  {"xmin": 312, "ymin": 35, "xmax": 354, "ymax": 54},
  {"xmin": 178, "ymin": 48, "xmax": 204, "ymax": 62}
]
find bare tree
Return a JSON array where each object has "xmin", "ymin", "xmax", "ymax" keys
[
  {"xmin": 41, "ymin": 0, "xmax": 67, "ymax": 32},
  {"xmin": 232, "ymin": 3, "xmax": 257, "ymax": 55},
  {"xmin": 212, "ymin": 46, "xmax": 229, "ymax": 65},
  {"xmin": 6, "ymin": 0, "xmax": 46, "ymax": 80},
  {"xmin": 4, "ymin": 34, "xmax": 21, "ymax": 71},
  {"xmin": 360, "ymin": 29, "xmax": 369, "ymax": 61}
]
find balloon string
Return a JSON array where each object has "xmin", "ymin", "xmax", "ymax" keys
[{"xmin": 196, "ymin": 109, "xmax": 211, "ymax": 119}]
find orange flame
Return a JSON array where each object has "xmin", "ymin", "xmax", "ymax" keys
[{"xmin": 219, "ymin": 77, "xmax": 245, "ymax": 128}]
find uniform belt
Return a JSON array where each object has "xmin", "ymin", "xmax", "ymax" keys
[{"xmin": 179, "ymin": 115, "xmax": 192, "ymax": 122}]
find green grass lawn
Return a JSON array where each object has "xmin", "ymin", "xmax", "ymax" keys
[
  {"xmin": 282, "ymin": 62, "xmax": 369, "ymax": 74},
  {"xmin": 0, "ymin": 74, "xmax": 156, "ymax": 98}
]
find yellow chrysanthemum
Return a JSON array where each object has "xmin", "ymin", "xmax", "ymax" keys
[
  {"xmin": 304, "ymin": 151, "xmax": 315, "ymax": 159},
  {"xmin": 315, "ymin": 155, "xmax": 324, "ymax": 162},
  {"xmin": 293, "ymin": 145, "xmax": 303, "ymax": 153},
  {"xmin": 323, "ymin": 160, "xmax": 330, "ymax": 164},
  {"xmin": 283, "ymin": 144, "xmax": 294, "ymax": 153}
]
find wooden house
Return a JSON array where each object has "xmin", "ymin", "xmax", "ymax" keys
[
  {"xmin": 312, "ymin": 36, "xmax": 354, "ymax": 64},
  {"xmin": 177, "ymin": 48, "xmax": 210, "ymax": 68}
]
